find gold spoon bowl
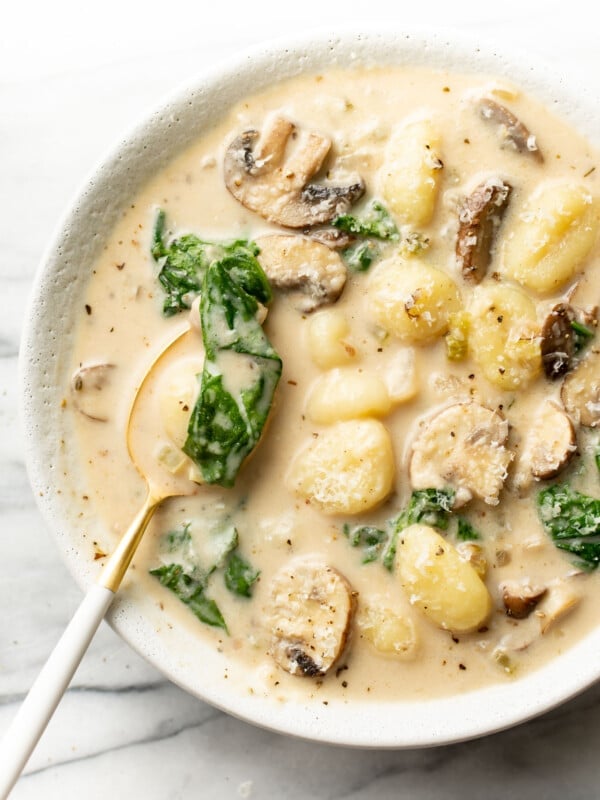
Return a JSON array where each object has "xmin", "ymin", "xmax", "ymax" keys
[{"xmin": 100, "ymin": 324, "xmax": 202, "ymax": 591}]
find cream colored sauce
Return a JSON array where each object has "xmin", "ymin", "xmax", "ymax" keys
[{"xmin": 67, "ymin": 66, "xmax": 600, "ymax": 703}]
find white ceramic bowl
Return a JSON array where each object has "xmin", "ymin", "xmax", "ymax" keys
[{"xmin": 20, "ymin": 29, "xmax": 600, "ymax": 748}]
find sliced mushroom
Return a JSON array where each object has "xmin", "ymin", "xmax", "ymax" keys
[
  {"xmin": 255, "ymin": 234, "xmax": 347, "ymax": 312},
  {"xmin": 541, "ymin": 303, "xmax": 577, "ymax": 378},
  {"xmin": 541, "ymin": 302, "xmax": 598, "ymax": 379},
  {"xmin": 409, "ymin": 402, "xmax": 513, "ymax": 507},
  {"xmin": 265, "ymin": 560, "xmax": 356, "ymax": 677},
  {"xmin": 538, "ymin": 579, "xmax": 580, "ymax": 633},
  {"xmin": 224, "ymin": 116, "xmax": 365, "ymax": 228},
  {"xmin": 477, "ymin": 97, "xmax": 543, "ymax": 162},
  {"xmin": 456, "ymin": 541, "xmax": 487, "ymax": 578},
  {"xmin": 456, "ymin": 177, "xmax": 512, "ymax": 283},
  {"xmin": 70, "ymin": 363, "xmax": 116, "ymax": 422},
  {"xmin": 501, "ymin": 580, "xmax": 547, "ymax": 619},
  {"xmin": 561, "ymin": 348, "xmax": 600, "ymax": 427},
  {"xmin": 514, "ymin": 401, "xmax": 577, "ymax": 487}
]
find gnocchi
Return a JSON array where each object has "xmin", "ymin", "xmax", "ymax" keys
[
  {"xmin": 306, "ymin": 368, "xmax": 391, "ymax": 423},
  {"xmin": 285, "ymin": 419, "xmax": 395, "ymax": 514},
  {"xmin": 502, "ymin": 182, "xmax": 599, "ymax": 293},
  {"xmin": 307, "ymin": 308, "xmax": 357, "ymax": 368},
  {"xmin": 380, "ymin": 118, "xmax": 443, "ymax": 226},
  {"xmin": 368, "ymin": 256, "xmax": 460, "ymax": 343},
  {"xmin": 159, "ymin": 359, "xmax": 201, "ymax": 446},
  {"xmin": 357, "ymin": 602, "xmax": 419, "ymax": 658},
  {"xmin": 397, "ymin": 524, "xmax": 492, "ymax": 634},
  {"xmin": 468, "ymin": 284, "xmax": 541, "ymax": 389}
]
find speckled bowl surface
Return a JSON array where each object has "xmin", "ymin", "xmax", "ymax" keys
[{"xmin": 20, "ymin": 29, "xmax": 600, "ymax": 748}]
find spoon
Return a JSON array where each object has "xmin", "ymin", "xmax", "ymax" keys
[{"xmin": 0, "ymin": 325, "xmax": 200, "ymax": 798}]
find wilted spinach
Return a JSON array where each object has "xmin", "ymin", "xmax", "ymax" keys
[
  {"xmin": 152, "ymin": 211, "xmax": 282, "ymax": 487},
  {"xmin": 342, "ymin": 524, "xmax": 388, "ymax": 563},
  {"xmin": 224, "ymin": 552, "xmax": 260, "ymax": 597},
  {"xmin": 150, "ymin": 521, "xmax": 260, "ymax": 631},
  {"xmin": 332, "ymin": 200, "xmax": 399, "ymax": 273},
  {"xmin": 333, "ymin": 200, "xmax": 399, "ymax": 240},
  {"xmin": 150, "ymin": 563, "xmax": 228, "ymax": 631},
  {"xmin": 183, "ymin": 253, "xmax": 282, "ymax": 487},
  {"xmin": 151, "ymin": 208, "xmax": 261, "ymax": 316},
  {"xmin": 538, "ymin": 483, "xmax": 600, "ymax": 569}
]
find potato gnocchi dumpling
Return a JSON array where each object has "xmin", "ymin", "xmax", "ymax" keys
[
  {"xmin": 469, "ymin": 284, "xmax": 541, "ymax": 389},
  {"xmin": 159, "ymin": 358, "xmax": 202, "ymax": 446},
  {"xmin": 306, "ymin": 368, "xmax": 392, "ymax": 423},
  {"xmin": 155, "ymin": 358, "xmax": 204, "ymax": 481},
  {"xmin": 380, "ymin": 118, "xmax": 443, "ymax": 226},
  {"xmin": 368, "ymin": 256, "xmax": 460, "ymax": 343},
  {"xmin": 307, "ymin": 308, "xmax": 357, "ymax": 369},
  {"xmin": 357, "ymin": 602, "xmax": 419, "ymax": 659},
  {"xmin": 502, "ymin": 182, "xmax": 599, "ymax": 293},
  {"xmin": 397, "ymin": 524, "xmax": 492, "ymax": 633},
  {"xmin": 285, "ymin": 419, "xmax": 395, "ymax": 514}
]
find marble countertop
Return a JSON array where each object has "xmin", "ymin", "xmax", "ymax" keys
[{"xmin": 2, "ymin": 3, "xmax": 600, "ymax": 797}]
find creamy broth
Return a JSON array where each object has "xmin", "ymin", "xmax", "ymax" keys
[{"xmin": 67, "ymin": 66, "xmax": 600, "ymax": 702}]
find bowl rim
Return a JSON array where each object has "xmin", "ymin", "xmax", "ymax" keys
[{"xmin": 19, "ymin": 27, "xmax": 600, "ymax": 749}]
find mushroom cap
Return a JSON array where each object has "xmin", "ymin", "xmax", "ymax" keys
[
  {"xmin": 224, "ymin": 116, "xmax": 364, "ymax": 228},
  {"xmin": 255, "ymin": 234, "xmax": 347, "ymax": 312}
]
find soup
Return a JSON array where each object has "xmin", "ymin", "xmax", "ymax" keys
[{"xmin": 66, "ymin": 65, "xmax": 600, "ymax": 703}]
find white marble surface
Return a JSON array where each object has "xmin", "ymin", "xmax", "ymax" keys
[{"xmin": 2, "ymin": 2, "xmax": 600, "ymax": 797}]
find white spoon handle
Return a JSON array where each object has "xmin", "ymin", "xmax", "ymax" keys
[{"xmin": 0, "ymin": 584, "xmax": 115, "ymax": 799}]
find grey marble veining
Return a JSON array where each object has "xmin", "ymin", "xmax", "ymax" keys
[{"xmin": 3, "ymin": 4, "xmax": 600, "ymax": 798}]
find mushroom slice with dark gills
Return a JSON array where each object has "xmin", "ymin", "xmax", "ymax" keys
[
  {"xmin": 513, "ymin": 400, "xmax": 576, "ymax": 491},
  {"xmin": 266, "ymin": 560, "xmax": 356, "ymax": 677},
  {"xmin": 70, "ymin": 363, "xmax": 116, "ymax": 422},
  {"xmin": 409, "ymin": 402, "xmax": 513, "ymax": 507},
  {"xmin": 561, "ymin": 348, "xmax": 600, "ymax": 427},
  {"xmin": 255, "ymin": 235, "xmax": 347, "ymax": 312},
  {"xmin": 477, "ymin": 97, "xmax": 544, "ymax": 162},
  {"xmin": 224, "ymin": 116, "xmax": 365, "ymax": 228},
  {"xmin": 501, "ymin": 580, "xmax": 547, "ymax": 619},
  {"xmin": 456, "ymin": 177, "xmax": 512, "ymax": 284},
  {"xmin": 541, "ymin": 302, "xmax": 598, "ymax": 379},
  {"xmin": 541, "ymin": 303, "xmax": 577, "ymax": 379}
]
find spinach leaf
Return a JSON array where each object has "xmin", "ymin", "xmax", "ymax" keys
[
  {"xmin": 382, "ymin": 488, "xmax": 455, "ymax": 570},
  {"xmin": 151, "ymin": 521, "xmax": 257, "ymax": 630},
  {"xmin": 571, "ymin": 319, "xmax": 595, "ymax": 353},
  {"xmin": 456, "ymin": 516, "xmax": 481, "ymax": 541},
  {"xmin": 342, "ymin": 524, "xmax": 388, "ymax": 563},
  {"xmin": 149, "ymin": 563, "xmax": 227, "ymax": 631},
  {"xmin": 151, "ymin": 207, "xmax": 168, "ymax": 259},
  {"xmin": 333, "ymin": 200, "xmax": 399, "ymax": 240},
  {"xmin": 538, "ymin": 483, "xmax": 600, "ymax": 569},
  {"xmin": 401, "ymin": 488, "xmax": 455, "ymax": 530},
  {"xmin": 332, "ymin": 201, "xmax": 399, "ymax": 273},
  {"xmin": 151, "ymin": 209, "xmax": 262, "ymax": 316},
  {"xmin": 341, "ymin": 240, "xmax": 381, "ymax": 272},
  {"xmin": 224, "ymin": 552, "xmax": 260, "ymax": 597},
  {"xmin": 183, "ymin": 255, "xmax": 282, "ymax": 487},
  {"xmin": 165, "ymin": 522, "xmax": 192, "ymax": 552}
]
